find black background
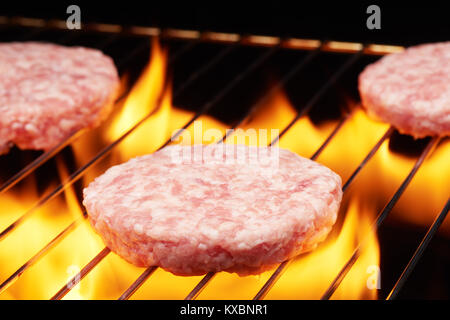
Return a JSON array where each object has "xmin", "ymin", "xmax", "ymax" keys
[
  {"xmin": 0, "ymin": 1, "xmax": 449, "ymax": 46},
  {"xmin": 0, "ymin": 0, "xmax": 448, "ymax": 301},
  {"xmin": 0, "ymin": 300, "xmax": 448, "ymax": 317}
]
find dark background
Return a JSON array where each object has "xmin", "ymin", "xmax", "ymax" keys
[
  {"xmin": 0, "ymin": 1, "xmax": 449, "ymax": 46},
  {"xmin": 0, "ymin": 0, "xmax": 448, "ymax": 300}
]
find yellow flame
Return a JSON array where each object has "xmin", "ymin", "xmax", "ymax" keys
[
  {"xmin": 108, "ymin": 39, "xmax": 167, "ymax": 141},
  {"xmin": 267, "ymin": 198, "xmax": 379, "ymax": 300},
  {"xmin": 118, "ymin": 198, "xmax": 379, "ymax": 300},
  {"xmin": 0, "ymin": 160, "xmax": 103, "ymax": 299},
  {"xmin": 2, "ymin": 40, "xmax": 448, "ymax": 300}
]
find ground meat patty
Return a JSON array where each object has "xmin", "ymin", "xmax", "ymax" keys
[
  {"xmin": 0, "ymin": 42, "xmax": 119, "ymax": 154},
  {"xmin": 83, "ymin": 145, "xmax": 342, "ymax": 276},
  {"xmin": 359, "ymin": 42, "xmax": 450, "ymax": 138}
]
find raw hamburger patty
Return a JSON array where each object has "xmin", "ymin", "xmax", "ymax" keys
[
  {"xmin": 0, "ymin": 42, "xmax": 119, "ymax": 154},
  {"xmin": 83, "ymin": 145, "xmax": 343, "ymax": 276},
  {"xmin": 359, "ymin": 42, "xmax": 450, "ymax": 138}
]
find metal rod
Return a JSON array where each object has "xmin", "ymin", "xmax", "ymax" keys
[
  {"xmin": 218, "ymin": 43, "xmax": 324, "ymax": 144},
  {"xmin": 50, "ymin": 100, "xmax": 206, "ymax": 299},
  {"xmin": 0, "ymin": 218, "xmax": 82, "ymax": 295},
  {"xmin": 0, "ymin": 41, "xmax": 236, "ymax": 298},
  {"xmin": 186, "ymin": 112, "xmax": 354, "ymax": 301},
  {"xmin": 184, "ymin": 272, "xmax": 216, "ymax": 301},
  {"xmin": 47, "ymin": 43, "xmax": 242, "ymax": 299},
  {"xmin": 320, "ymin": 136, "xmax": 440, "ymax": 300},
  {"xmin": 342, "ymin": 126, "xmax": 394, "ymax": 192},
  {"xmin": 163, "ymin": 45, "xmax": 279, "ymax": 148},
  {"xmin": 0, "ymin": 130, "xmax": 85, "ymax": 195},
  {"xmin": 115, "ymin": 35, "xmax": 196, "ymax": 76},
  {"xmin": 118, "ymin": 267, "xmax": 158, "ymax": 300},
  {"xmin": 116, "ymin": 45, "xmax": 277, "ymax": 300},
  {"xmin": 51, "ymin": 247, "xmax": 111, "ymax": 300},
  {"xmin": 387, "ymin": 198, "xmax": 450, "ymax": 300},
  {"xmin": 173, "ymin": 44, "xmax": 237, "ymax": 96},
  {"xmin": 167, "ymin": 39, "xmax": 199, "ymax": 62},
  {"xmin": 123, "ymin": 43, "xmax": 321, "ymax": 301},
  {"xmin": 34, "ymin": 99, "xmax": 186, "ymax": 299},
  {"xmin": 115, "ymin": 39, "xmax": 151, "ymax": 71},
  {"xmin": 0, "ymin": 22, "xmax": 415, "ymax": 300},
  {"xmin": 0, "ymin": 33, "xmax": 147, "ymax": 195},
  {"xmin": 160, "ymin": 46, "xmax": 328, "ymax": 300},
  {"xmin": 0, "ymin": 81, "xmax": 140, "ymax": 198},
  {"xmin": 17, "ymin": 27, "xmax": 47, "ymax": 41},
  {"xmin": 374, "ymin": 137, "xmax": 439, "ymax": 228},
  {"xmin": 270, "ymin": 47, "xmax": 365, "ymax": 146},
  {"xmin": 0, "ymin": 36, "xmax": 203, "ymax": 240},
  {"xmin": 252, "ymin": 125, "xmax": 394, "ymax": 300},
  {"xmin": 93, "ymin": 33, "xmax": 122, "ymax": 50},
  {"xmin": 0, "ymin": 19, "xmax": 412, "ymax": 299},
  {"xmin": 253, "ymin": 260, "xmax": 292, "ymax": 300},
  {"xmin": 1, "ymin": 17, "xmax": 405, "ymax": 55},
  {"xmin": 0, "ymin": 99, "xmax": 162, "ymax": 241},
  {"xmin": 309, "ymin": 114, "xmax": 349, "ymax": 161}
]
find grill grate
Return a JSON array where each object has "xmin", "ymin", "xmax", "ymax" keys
[{"xmin": 0, "ymin": 16, "xmax": 448, "ymax": 300}]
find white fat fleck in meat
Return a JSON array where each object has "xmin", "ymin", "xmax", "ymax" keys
[
  {"xmin": 0, "ymin": 42, "xmax": 119, "ymax": 154},
  {"xmin": 83, "ymin": 145, "xmax": 343, "ymax": 276},
  {"xmin": 359, "ymin": 42, "xmax": 450, "ymax": 138}
]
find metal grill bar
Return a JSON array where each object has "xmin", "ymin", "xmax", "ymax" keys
[
  {"xmin": 0, "ymin": 92, "xmax": 171, "ymax": 288},
  {"xmin": 309, "ymin": 114, "xmax": 349, "ymax": 161},
  {"xmin": 342, "ymin": 126, "xmax": 395, "ymax": 192},
  {"xmin": 118, "ymin": 266, "xmax": 158, "ymax": 300},
  {"xmin": 0, "ymin": 99, "xmax": 161, "ymax": 240},
  {"xmin": 118, "ymin": 42, "xmax": 327, "ymax": 300},
  {"xmin": 166, "ymin": 39, "xmax": 199, "ymax": 62},
  {"xmin": 0, "ymin": 19, "xmax": 439, "ymax": 300},
  {"xmin": 51, "ymin": 247, "xmax": 111, "ymax": 300},
  {"xmin": 131, "ymin": 90, "xmax": 348, "ymax": 301},
  {"xmin": 0, "ymin": 217, "xmax": 82, "ymax": 294},
  {"xmin": 374, "ymin": 137, "xmax": 439, "ymax": 228},
  {"xmin": 114, "ymin": 39, "xmax": 151, "ymax": 70},
  {"xmin": 0, "ymin": 34, "xmax": 203, "ymax": 239},
  {"xmin": 0, "ymin": 40, "xmax": 239, "ymax": 297},
  {"xmin": 182, "ymin": 112, "xmax": 381, "ymax": 301},
  {"xmin": 387, "ymin": 198, "xmax": 450, "ymax": 300},
  {"xmin": 269, "ymin": 46, "xmax": 365, "ymax": 146},
  {"xmin": 253, "ymin": 260, "xmax": 292, "ymax": 301},
  {"xmin": 170, "ymin": 45, "xmax": 237, "ymax": 99},
  {"xmin": 0, "ymin": 129, "xmax": 85, "ymax": 194},
  {"xmin": 252, "ymin": 125, "xmax": 394, "ymax": 300},
  {"xmin": 118, "ymin": 38, "xmax": 360, "ymax": 300},
  {"xmin": 181, "ymin": 44, "xmax": 379, "ymax": 300},
  {"xmin": 0, "ymin": 17, "xmax": 405, "ymax": 55},
  {"xmin": 321, "ymin": 136, "xmax": 440, "ymax": 300},
  {"xmin": 9, "ymin": 91, "xmax": 174, "ymax": 299},
  {"xmin": 218, "ymin": 42, "xmax": 324, "ymax": 144},
  {"xmin": 162, "ymin": 44, "xmax": 279, "ymax": 147},
  {"xmin": 184, "ymin": 272, "xmax": 216, "ymax": 301},
  {"xmin": 17, "ymin": 27, "xmax": 47, "ymax": 41},
  {"xmin": 0, "ymin": 32, "xmax": 150, "ymax": 195},
  {"xmin": 48, "ymin": 41, "xmax": 277, "ymax": 300},
  {"xmin": 0, "ymin": 82, "xmax": 169, "ymax": 289}
]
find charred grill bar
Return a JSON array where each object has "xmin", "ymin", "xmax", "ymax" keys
[{"xmin": 0, "ymin": 17, "xmax": 448, "ymax": 300}]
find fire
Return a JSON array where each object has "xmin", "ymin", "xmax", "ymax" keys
[
  {"xmin": 314, "ymin": 109, "xmax": 449, "ymax": 231},
  {"xmin": 187, "ymin": 198, "xmax": 379, "ymax": 300},
  {"xmin": 0, "ymin": 40, "xmax": 448, "ymax": 300},
  {"xmin": 106, "ymin": 39, "xmax": 169, "ymax": 160},
  {"xmin": 0, "ymin": 160, "xmax": 104, "ymax": 299}
]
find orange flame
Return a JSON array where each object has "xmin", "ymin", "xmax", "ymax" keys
[{"xmin": 0, "ymin": 40, "xmax": 448, "ymax": 300}]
